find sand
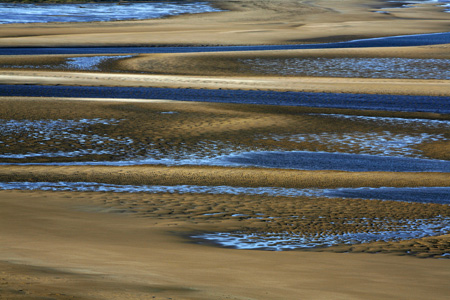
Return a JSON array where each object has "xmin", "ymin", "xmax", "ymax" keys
[
  {"xmin": 1, "ymin": 68, "xmax": 450, "ymax": 96},
  {"xmin": 1, "ymin": 0, "xmax": 450, "ymax": 299},
  {"xmin": 1, "ymin": 0, "xmax": 450, "ymax": 47},
  {"xmin": 1, "ymin": 190, "xmax": 450, "ymax": 300}
]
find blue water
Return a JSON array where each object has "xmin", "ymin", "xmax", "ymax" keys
[
  {"xmin": 1, "ymin": 32, "xmax": 450, "ymax": 56},
  {"xmin": 3, "ymin": 150, "xmax": 450, "ymax": 173},
  {"xmin": 2, "ymin": 85, "xmax": 449, "ymax": 114},
  {"xmin": 220, "ymin": 151, "xmax": 450, "ymax": 172},
  {"xmin": 1, "ymin": 181, "xmax": 449, "ymax": 204},
  {"xmin": 0, "ymin": 2, "xmax": 220, "ymax": 24},
  {"xmin": 324, "ymin": 187, "xmax": 450, "ymax": 204}
]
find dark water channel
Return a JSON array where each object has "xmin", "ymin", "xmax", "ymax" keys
[
  {"xmin": 1, "ymin": 32, "xmax": 450, "ymax": 55},
  {"xmin": 2, "ymin": 85, "xmax": 450, "ymax": 113}
]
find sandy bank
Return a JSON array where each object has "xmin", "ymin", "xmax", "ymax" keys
[
  {"xmin": 1, "ymin": 70, "xmax": 449, "ymax": 96},
  {"xmin": 1, "ymin": 43, "xmax": 449, "ymax": 95},
  {"xmin": 1, "ymin": 190, "xmax": 450, "ymax": 299},
  {"xmin": 2, "ymin": 165, "xmax": 450, "ymax": 188}
]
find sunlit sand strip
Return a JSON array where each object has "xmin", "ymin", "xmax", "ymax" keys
[
  {"xmin": 1, "ymin": 165, "xmax": 450, "ymax": 189},
  {"xmin": 1, "ymin": 70, "xmax": 449, "ymax": 96}
]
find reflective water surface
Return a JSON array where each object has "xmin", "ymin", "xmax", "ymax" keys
[{"xmin": 0, "ymin": 2, "xmax": 221, "ymax": 24}]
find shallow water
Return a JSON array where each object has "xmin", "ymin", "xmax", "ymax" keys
[
  {"xmin": 390, "ymin": 0, "xmax": 450, "ymax": 12},
  {"xmin": 2, "ymin": 32, "xmax": 450, "ymax": 55},
  {"xmin": 3, "ymin": 85, "xmax": 450, "ymax": 113},
  {"xmin": 0, "ymin": 118, "xmax": 133, "ymax": 158},
  {"xmin": 1, "ymin": 182, "xmax": 449, "ymax": 204},
  {"xmin": 0, "ymin": 2, "xmax": 220, "ymax": 24},
  {"xmin": 3, "ymin": 55, "xmax": 134, "ymax": 71},
  {"xmin": 193, "ymin": 216, "xmax": 450, "ymax": 250},
  {"xmin": 240, "ymin": 57, "xmax": 450, "ymax": 79},
  {"xmin": 323, "ymin": 187, "xmax": 450, "ymax": 204},
  {"xmin": 267, "ymin": 132, "xmax": 444, "ymax": 158},
  {"xmin": 0, "ymin": 181, "xmax": 317, "ymax": 197},
  {"xmin": 219, "ymin": 151, "xmax": 450, "ymax": 172},
  {"xmin": 3, "ymin": 148, "xmax": 450, "ymax": 172}
]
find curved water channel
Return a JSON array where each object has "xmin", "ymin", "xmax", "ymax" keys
[
  {"xmin": 2, "ymin": 85, "xmax": 450, "ymax": 113},
  {"xmin": 1, "ymin": 32, "xmax": 450, "ymax": 55}
]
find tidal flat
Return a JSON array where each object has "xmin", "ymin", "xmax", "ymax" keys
[
  {"xmin": 1, "ymin": 0, "xmax": 450, "ymax": 299},
  {"xmin": 1, "ymin": 98, "xmax": 450, "ymax": 257}
]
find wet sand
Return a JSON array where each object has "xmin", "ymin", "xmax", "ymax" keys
[
  {"xmin": 1, "ymin": 0, "xmax": 450, "ymax": 299},
  {"xmin": 1, "ymin": 190, "xmax": 450, "ymax": 300},
  {"xmin": 1, "ymin": 97, "xmax": 450, "ymax": 298}
]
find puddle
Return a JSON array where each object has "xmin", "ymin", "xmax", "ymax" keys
[
  {"xmin": 239, "ymin": 57, "xmax": 450, "ymax": 79},
  {"xmin": 0, "ymin": 2, "xmax": 221, "ymax": 24},
  {"xmin": 193, "ymin": 216, "xmax": 450, "ymax": 250}
]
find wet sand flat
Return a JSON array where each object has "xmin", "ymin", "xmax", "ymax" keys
[
  {"xmin": 1, "ymin": 0, "xmax": 450, "ymax": 299},
  {"xmin": 1, "ymin": 100, "xmax": 450, "ymax": 295}
]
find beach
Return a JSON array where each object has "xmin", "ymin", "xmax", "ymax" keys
[{"xmin": 1, "ymin": 0, "xmax": 450, "ymax": 299}]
